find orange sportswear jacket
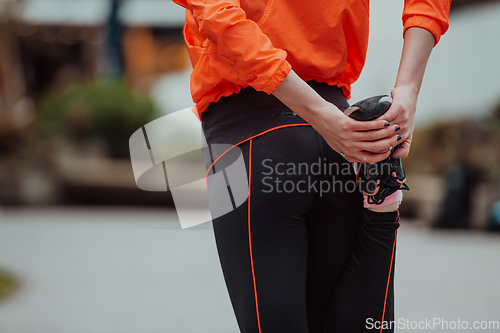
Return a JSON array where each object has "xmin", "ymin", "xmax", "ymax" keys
[{"xmin": 172, "ymin": 0, "xmax": 451, "ymax": 120}]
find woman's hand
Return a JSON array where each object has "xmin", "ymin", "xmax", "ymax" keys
[
  {"xmin": 378, "ymin": 85, "xmax": 418, "ymax": 159},
  {"xmin": 377, "ymin": 26, "xmax": 436, "ymax": 159},
  {"xmin": 310, "ymin": 102, "xmax": 402, "ymax": 164},
  {"xmin": 272, "ymin": 70, "xmax": 401, "ymax": 164}
]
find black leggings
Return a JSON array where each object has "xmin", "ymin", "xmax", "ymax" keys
[{"xmin": 201, "ymin": 82, "xmax": 400, "ymax": 333}]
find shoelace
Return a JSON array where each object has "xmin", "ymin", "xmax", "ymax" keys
[{"xmin": 366, "ymin": 175, "xmax": 409, "ymax": 205}]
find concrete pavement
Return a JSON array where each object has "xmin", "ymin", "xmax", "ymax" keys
[{"xmin": 0, "ymin": 207, "xmax": 498, "ymax": 332}]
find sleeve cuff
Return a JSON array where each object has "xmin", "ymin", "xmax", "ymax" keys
[
  {"xmin": 255, "ymin": 60, "xmax": 292, "ymax": 95},
  {"xmin": 403, "ymin": 15, "xmax": 444, "ymax": 46}
]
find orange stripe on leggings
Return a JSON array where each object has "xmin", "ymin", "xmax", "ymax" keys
[
  {"xmin": 205, "ymin": 123, "xmax": 311, "ymax": 332},
  {"xmin": 247, "ymin": 139, "xmax": 262, "ymax": 333},
  {"xmin": 380, "ymin": 210, "xmax": 400, "ymax": 333},
  {"xmin": 205, "ymin": 123, "xmax": 310, "ymax": 185}
]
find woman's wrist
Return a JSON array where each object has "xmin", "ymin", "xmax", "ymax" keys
[
  {"xmin": 306, "ymin": 102, "xmax": 344, "ymax": 134},
  {"xmin": 391, "ymin": 85, "xmax": 419, "ymax": 109},
  {"xmin": 393, "ymin": 83, "xmax": 420, "ymax": 98}
]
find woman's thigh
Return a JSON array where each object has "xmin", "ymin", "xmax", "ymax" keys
[
  {"xmin": 303, "ymin": 139, "xmax": 364, "ymax": 332},
  {"xmin": 205, "ymin": 121, "xmax": 399, "ymax": 333},
  {"xmin": 207, "ymin": 126, "xmax": 322, "ymax": 333},
  {"xmin": 302, "ymin": 134, "xmax": 401, "ymax": 333}
]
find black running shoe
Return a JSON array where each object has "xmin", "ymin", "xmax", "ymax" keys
[
  {"xmin": 355, "ymin": 156, "xmax": 410, "ymax": 205},
  {"xmin": 344, "ymin": 95, "xmax": 393, "ymax": 121},
  {"xmin": 344, "ymin": 95, "xmax": 410, "ymax": 205}
]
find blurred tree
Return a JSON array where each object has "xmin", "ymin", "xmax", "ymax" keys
[
  {"xmin": 0, "ymin": 269, "xmax": 20, "ymax": 302},
  {"xmin": 38, "ymin": 81, "xmax": 159, "ymax": 159}
]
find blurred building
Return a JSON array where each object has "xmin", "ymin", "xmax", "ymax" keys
[
  {"xmin": 18, "ymin": 0, "xmax": 111, "ymax": 102},
  {"xmin": 0, "ymin": 0, "xmax": 189, "ymax": 206},
  {"xmin": 0, "ymin": 0, "xmax": 187, "ymax": 117},
  {"xmin": 118, "ymin": 0, "xmax": 188, "ymax": 93}
]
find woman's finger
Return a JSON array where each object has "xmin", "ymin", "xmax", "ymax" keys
[
  {"xmin": 350, "ymin": 149, "xmax": 392, "ymax": 164},
  {"xmin": 392, "ymin": 138, "xmax": 412, "ymax": 158},
  {"xmin": 349, "ymin": 118, "xmax": 391, "ymax": 131},
  {"xmin": 376, "ymin": 102, "xmax": 403, "ymax": 124},
  {"xmin": 353, "ymin": 124, "xmax": 401, "ymax": 142},
  {"xmin": 356, "ymin": 134, "xmax": 402, "ymax": 154}
]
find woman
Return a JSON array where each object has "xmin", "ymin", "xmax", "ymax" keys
[{"xmin": 173, "ymin": 0, "xmax": 450, "ymax": 332}]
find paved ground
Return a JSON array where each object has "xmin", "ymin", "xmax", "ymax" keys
[{"xmin": 0, "ymin": 207, "xmax": 499, "ymax": 333}]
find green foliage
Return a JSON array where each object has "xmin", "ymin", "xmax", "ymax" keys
[
  {"xmin": 38, "ymin": 81, "xmax": 159, "ymax": 158},
  {"xmin": 0, "ymin": 269, "xmax": 19, "ymax": 302}
]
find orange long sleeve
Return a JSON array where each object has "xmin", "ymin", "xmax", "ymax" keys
[{"xmin": 173, "ymin": 0, "xmax": 451, "ymax": 120}]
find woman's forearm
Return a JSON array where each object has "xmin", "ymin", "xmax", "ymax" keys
[
  {"xmin": 384, "ymin": 27, "xmax": 436, "ymax": 158},
  {"xmin": 271, "ymin": 69, "xmax": 336, "ymax": 124},
  {"xmin": 394, "ymin": 27, "xmax": 436, "ymax": 93}
]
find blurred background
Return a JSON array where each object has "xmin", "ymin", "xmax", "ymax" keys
[{"xmin": 0, "ymin": 0, "xmax": 499, "ymax": 332}]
